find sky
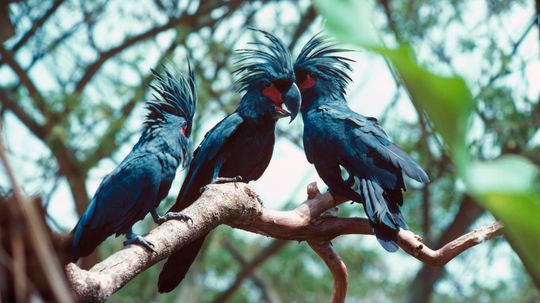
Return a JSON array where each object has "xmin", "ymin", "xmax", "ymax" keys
[{"xmin": 0, "ymin": 0, "xmax": 538, "ymax": 298}]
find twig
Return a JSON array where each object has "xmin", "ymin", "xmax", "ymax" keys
[
  {"xmin": 482, "ymin": 15, "xmax": 537, "ymax": 89},
  {"xmin": 0, "ymin": 244, "xmax": 39, "ymax": 299}
]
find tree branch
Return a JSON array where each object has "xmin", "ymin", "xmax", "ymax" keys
[
  {"xmin": 0, "ymin": 89, "xmax": 47, "ymax": 139},
  {"xmin": 405, "ymin": 195, "xmax": 485, "ymax": 303},
  {"xmin": 82, "ymin": 32, "xmax": 183, "ymax": 169},
  {"xmin": 288, "ymin": 5, "xmax": 317, "ymax": 50},
  {"xmin": 0, "ymin": 46, "xmax": 54, "ymax": 122},
  {"xmin": 308, "ymin": 240, "xmax": 348, "ymax": 303},
  {"xmin": 66, "ymin": 183, "xmax": 260, "ymax": 303},
  {"xmin": 73, "ymin": 0, "xmax": 243, "ymax": 94},
  {"xmin": 10, "ymin": 0, "xmax": 65, "ymax": 52},
  {"xmin": 0, "ymin": 84, "xmax": 89, "ymax": 215},
  {"xmin": 66, "ymin": 182, "xmax": 504, "ymax": 302}
]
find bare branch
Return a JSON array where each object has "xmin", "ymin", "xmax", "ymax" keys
[
  {"xmin": 308, "ymin": 240, "xmax": 348, "ymax": 303},
  {"xmin": 405, "ymin": 195, "xmax": 484, "ymax": 303},
  {"xmin": 11, "ymin": 211, "xmax": 27, "ymax": 303},
  {"xmin": 73, "ymin": 1, "xmax": 244, "ymax": 94},
  {"xmin": 66, "ymin": 182, "xmax": 503, "ymax": 302},
  {"xmin": 401, "ymin": 221, "xmax": 504, "ymax": 265},
  {"xmin": 0, "ymin": 46, "xmax": 54, "ymax": 122},
  {"xmin": 0, "ymin": 89, "xmax": 47, "ymax": 139},
  {"xmin": 481, "ymin": 15, "xmax": 537, "ymax": 89},
  {"xmin": 66, "ymin": 183, "xmax": 260, "ymax": 303},
  {"xmin": 82, "ymin": 33, "xmax": 183, "ymax": 168},
  {"xmin": 10, "ymin": 0, "xmax": 65, "ymax": 52}
]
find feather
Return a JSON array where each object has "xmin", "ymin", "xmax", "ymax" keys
[
  {"xmin": 145, "ymin": 62, "xmax": 197, "ymax": 134},
  {"xmin": 294, "ymin": 34, "xmax": 354, "ymax": 99},
  {"xmin": 234, "ymin": 28, "xmax": 294, "ymax": 93},
  {"xmin": 357, "ymin": 177, "xmax": 405, "ymax": 252}
]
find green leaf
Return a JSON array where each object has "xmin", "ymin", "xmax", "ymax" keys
[
  {"xmin": 380, "ymin": 46, "xmax": 474, "ymax": 167},
  {"xmin": 314, "ymin": 0, "xmax": 379, "ymax": 48},
  {"xmin": 467, "ymin": 156, "xmax": 538, "ymax": 194},
  {"xmin": 467, "ymin": 156, "xmax": 540, "ymax": 282}
]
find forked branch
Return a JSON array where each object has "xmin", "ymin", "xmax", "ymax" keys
[{"xmin": 65, "ymin": 182, "xmax": 504, "ymax": 302}]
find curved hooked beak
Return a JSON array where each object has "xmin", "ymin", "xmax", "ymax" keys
[{"xmin": 280, "ymin": 83, "xmax": 301, "ymax": 123}]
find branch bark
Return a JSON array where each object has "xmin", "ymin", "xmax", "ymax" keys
[
  {"xmin": 66, "ymin": 183, "xmax": 260, "ymax": 303},
  {"xmin": 66, "ymin": 182, "xmax": 504, "ymax": 302},
  {"xmin": 308, "ymin": 240, "xmax": 348, "ymax": 303}
]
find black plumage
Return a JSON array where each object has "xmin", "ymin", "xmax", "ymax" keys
[
  {"xmin": 66, "ymin": 65, "xmax": 197, "ymax": 262},
  {"xmin": 295, "ymin": 35, "xmax": 429, "ymax": 252},
  {"xmin": 157, "ymin": 28, "xmax": 301, "ymax": 293}
]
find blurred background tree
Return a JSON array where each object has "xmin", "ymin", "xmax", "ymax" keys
[{"xmin": 0, "ymin": 0, "xmax": 538, "ymax": 302}]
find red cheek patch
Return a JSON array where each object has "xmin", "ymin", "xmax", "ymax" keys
[
  {"xmin": 262, "ymin": 83, "xmax": 283, "ymax": 104},
  {"xmin": 180, "ymin": 126, "xmax": 187, "ymax": 136},
  {"xmin": 299, "ymin": 74, "xmax": 315, "ymax": 90}
]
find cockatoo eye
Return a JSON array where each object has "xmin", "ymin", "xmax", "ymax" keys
[
  {"xmin": 273, "ymin": 78, "xmax": 292, "ymax": 92},
  {"xmin": 296, "ymin": 71, "xmax": 315, "ymax": 90},
  {"xmin": 295, "ymin": 70, "xmax": 308, "ymax": 82}
]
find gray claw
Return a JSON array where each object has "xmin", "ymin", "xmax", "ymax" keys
[
  {"xmin": 200, "ymin": 185, "xmax": 208, "ymax": 193},
  {"xmin": 311, "ymin": 207, "xmax": 339, "ymax": 225},
  {"xmin": 211, "ymin": 176, "xmax": 243, "ymax": 184},
  {"xmin": 124, "ymin": 235, "xmax": 156, "ymax": 253}
]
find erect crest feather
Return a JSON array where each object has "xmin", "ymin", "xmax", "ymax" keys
[
  {"xmin": 145, "ymin": 62, "xmax": 197, "ymax": 134},
  {"xmin": 294, "ymin": 34, "xmax": 354, "ymax": 98},
  {"xmin": 234, "ymin": 28, "xmax": 294, "ymax": 93}
]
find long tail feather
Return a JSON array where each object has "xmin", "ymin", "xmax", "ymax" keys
[{"xmin": 357, "ymin": 177, "xmax": 407, "ymax": 252}]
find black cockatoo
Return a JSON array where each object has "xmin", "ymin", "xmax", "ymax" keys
[
  {"xmin": 294, "ymin": 35, "xmax": 429, "ymax": 252},
  {"xmin": 157, "ymin": 29, "xmax": 300, "ymax": 293},
  {"xmin": 66, "ymin": 65, "xmax": 197, "ymax": 263}
]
